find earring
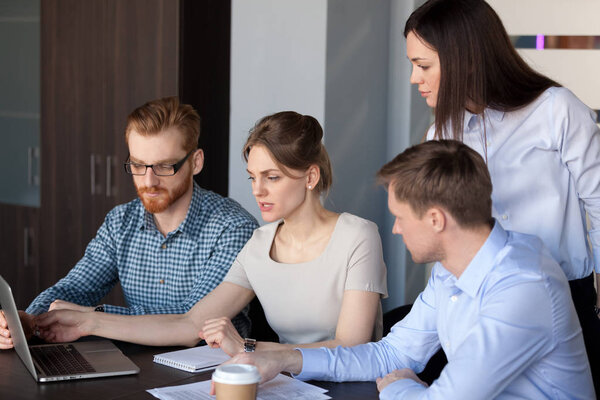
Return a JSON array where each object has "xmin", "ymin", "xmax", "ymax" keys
[{"xmin": 308, "ymin": 185, "xmax": 312, "ymax": 190}]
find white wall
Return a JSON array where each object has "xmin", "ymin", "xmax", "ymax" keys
[
  {"xmin": 487, "ymin": 0, "xmax": 600, "ymax": 110},
  {"xmin": 486, "ymin": 0, "xmax": 600, "ymax": 36},
  {"xmin": 323, "ymin": 0, "xmax": 389, "ymax": 229},
  {"xmin": 229, "ymin": 0, "xmax": 328, "ymax": 219},
  {"xmin": 384, "ymin": 0, "xmax": 431, "ymax": 305}
]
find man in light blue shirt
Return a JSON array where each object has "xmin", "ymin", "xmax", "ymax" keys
[{"xmin": 227, "ymin": 140, "xmax": 594, "ymax": 399}]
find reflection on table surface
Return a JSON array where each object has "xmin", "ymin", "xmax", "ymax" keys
[{"xmin": 0, "ymin": 339, "xmax": 379, "ymax": 400}]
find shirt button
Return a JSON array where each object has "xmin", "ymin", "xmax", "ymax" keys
[
  {"xmin": 445, "ymin": 341, "xmax": 450, "ymax": 348},
  {"xmin": 161, "ymin": 243, "xmax": 167, "ymax": 249},
  {"xmin": 486, "ymin": 141, "xmax": 492, "ymax": 147},
  {"xmin": 502, "ymin": 214, "xmax": 508, "ymax": 220},
  {"xmin": 450, "ymin": 295, "xmax": 458, "ymax": 302},
  {"xmin": 159, "ymin": 279, "xmax": 165, "ymax": 284}
]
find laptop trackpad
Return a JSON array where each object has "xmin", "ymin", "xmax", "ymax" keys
[{"xmin": 73, "ymin": 341, "xmax": 139, "ymax": 373}]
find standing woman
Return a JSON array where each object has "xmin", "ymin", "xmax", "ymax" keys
[{"xmin": 404, "ymin": 0, "xmax": 600, "ymax": 390}]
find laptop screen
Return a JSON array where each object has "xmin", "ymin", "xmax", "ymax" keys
[{"xmin": 0, "ymin": 275, "xmax": 39, "ymax": 380}]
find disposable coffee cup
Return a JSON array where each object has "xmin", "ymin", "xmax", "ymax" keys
[{"xmin": 212, "ymin": 364, "xmax": 261, "ymax": 400}]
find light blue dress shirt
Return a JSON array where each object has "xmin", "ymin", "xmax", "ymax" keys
[
  {"xmin": 296, "ymin": 223, "xmax": 594, "ymax": 399},
  {"xmin": 427, "ymin": 87, "xmax": 600, "ymax": 280}
]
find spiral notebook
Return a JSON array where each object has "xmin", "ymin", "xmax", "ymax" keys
[{"xmin": 153, "ymin": 345, "xmax": 230, "ymax": 372}]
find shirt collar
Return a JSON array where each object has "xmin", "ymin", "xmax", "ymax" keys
[
  {"xmin": 454, "ymin": 220, "xmax": 508, "ymax": 298},
  {"xmin": 141, "ymin": 208, "xmax": 155, "ymax": 231},
  {"xmin": 138, "ymin": 182, "xmax": 203, "ymax": 235},
  {"xmin": 485, "ymin": 108, "xmax": 505, "ymax": 122},
  {"xmin": 464, "ymin": 108, "xmax": 505, "ymax": 132},
  {"xmin": 177, "ymin": 182, "xmax": 203, "ymax": 235}
]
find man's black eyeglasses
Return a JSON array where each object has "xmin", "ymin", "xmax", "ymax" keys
[{"xmin": 124, "ymin": 149, "xmax": 195, "ymax": 176}]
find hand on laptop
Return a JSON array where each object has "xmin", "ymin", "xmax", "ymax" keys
[
  {"xmin": 49, "ymin": 299, "xmax": 94, "ymax": 313},
  {"xmin": 34, "ymin": 310, "xmax": 90, "ymax": 343},
  {"xmin": 0, "ymin": 310, "xmax": 13, "ymax": 349},
  {"xmin": 0, "ymin": 310, "xmax": 35, "ymax": 350},
  {"xmin": 200, "ymin": 316, "xmax": 245, "ymax": 356}
]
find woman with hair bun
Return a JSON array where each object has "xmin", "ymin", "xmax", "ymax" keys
[
  {"xmin": 200, "ymin": 111, "xmax": 387, "ymax": 353},
  {"xmin": 404, "ymin": 0, "xmax": 600, "ymax": 389},
  {"xmin": 35, "ymin": 111, "xmax": 388, "ymax": 355}
]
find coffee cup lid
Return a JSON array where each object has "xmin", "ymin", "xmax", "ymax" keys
[{"xmin": 212, "ymin": 364, "xmax": 261, "ymax": 385}]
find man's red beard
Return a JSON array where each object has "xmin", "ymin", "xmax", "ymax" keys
[{"xmin": 136, "ymin": 176, "xmax": 191, "ymax": 214}]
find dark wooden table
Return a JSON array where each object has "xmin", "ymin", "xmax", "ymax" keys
[{"xmin": 0, "ymin": 340, "xmax": 380, "ymax": 399}]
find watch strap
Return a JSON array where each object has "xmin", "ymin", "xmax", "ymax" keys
[{"xmin": 243, "ymin": 338, "xmax": 256, "ymax": 352}]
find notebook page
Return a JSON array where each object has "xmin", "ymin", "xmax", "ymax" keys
[{"xmin": 153, "ymin": 346, "xmax": 230, "ymax": 372}]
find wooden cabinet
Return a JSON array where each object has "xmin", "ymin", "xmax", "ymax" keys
[
  {"xmin": 0, "ymin": 205, "xmax": 39, "ymax": 309},
  {"xmin": 0, "ymin": 0, "xmax": 231, "ymax": 309},
  {"xmin": 39, "ymin": 0, "xmax": 179, "ymax": 305}
]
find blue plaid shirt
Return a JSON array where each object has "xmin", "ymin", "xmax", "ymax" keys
[{"xmin": 27, "ymin": 183, "xmax": 257, "ymax": 336}]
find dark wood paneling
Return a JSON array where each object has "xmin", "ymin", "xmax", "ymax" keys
[
  {"xmin": 106, "ymin": 0, "xmax": 179, "ymax": 206},
  {"xmin": 11, "ymin": 0, "xmax": 232, "ymax": 312},
  {"xmin": 40, "ymin": 0, "xmax": 179, "ymax": 306},
  {"xmin": 41, "ymin": 0, "xmax": 110, "ymax": 296},
  {"xmin": 0, "ymin": 205, "xmax": 39, "ymax": 309},
  {"xmin": 180, "ymin": 0, "xmax": 231, "ymax": 196}
]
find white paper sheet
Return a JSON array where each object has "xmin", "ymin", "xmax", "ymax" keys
[{"xmin": 147, "ymin": 373, "xmax": 331, "ymax": 400}]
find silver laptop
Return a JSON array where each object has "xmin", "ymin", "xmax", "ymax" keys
[{"xmin": 0, "ymin": 274, "xmax": 140, "ymax": 382}]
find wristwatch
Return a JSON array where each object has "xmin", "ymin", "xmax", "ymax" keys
[
  {"xmin": 243, "ymin": 338, "xmax": 256, "ymax": 353},
  {"xmin": 94, "ymin": 305, "xmax": 105, "ymax": 312}
]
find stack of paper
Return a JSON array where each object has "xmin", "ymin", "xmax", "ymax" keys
[{"xmin": 147, "ymin": 373, "xmax": 331, "ymax": 400}]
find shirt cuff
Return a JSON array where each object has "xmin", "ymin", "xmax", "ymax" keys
[
  {"xmin": 379, "ymin": 377, "xmax": 427, "ymax": 400},
  {"xmin": 103, "ymin": 304, "xmax": 132, "ymax": 315},
  {"xmin": 292, "ymin": 348, "xmax": 329, "ymax": 381},
  {"xmin": 24, "ymin": 305, "xmax": 45, "ymax": 315},
  {"xmin": 590, "ymin": 228, "xmax": 600, "ymax": 273}
]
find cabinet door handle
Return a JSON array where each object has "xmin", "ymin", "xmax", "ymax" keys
[
  {"xmin": 90, "ymin": 154, "xmax": 103, "ymax": 195},
  {"xmin": 106, "ymin": 155, "xmax": 119, "ymax": 198},
  {"xmin": 106, "ymin": 155, "xmax": 112, "ymax": 197},
  {"xmin": 28, "ymin": 147, "xmax": 40, "ymax": 186},
  {"xmin": 27, "ymin": 147, "xmax": 34, "ymax": 185}
]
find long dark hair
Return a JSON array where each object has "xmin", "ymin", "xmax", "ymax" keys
[{"xmin": 404, "ymin": 0, "xmax": 560, "ymax": 141}]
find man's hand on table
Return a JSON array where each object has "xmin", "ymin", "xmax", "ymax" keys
[{"xmin": 376, "ymin": 368, "xmax": 428, "ymax": 392}]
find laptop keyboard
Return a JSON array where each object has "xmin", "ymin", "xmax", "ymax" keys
[{"xmin": 31, "ymin": 344, "xmax": 96, "ymax": 376}]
